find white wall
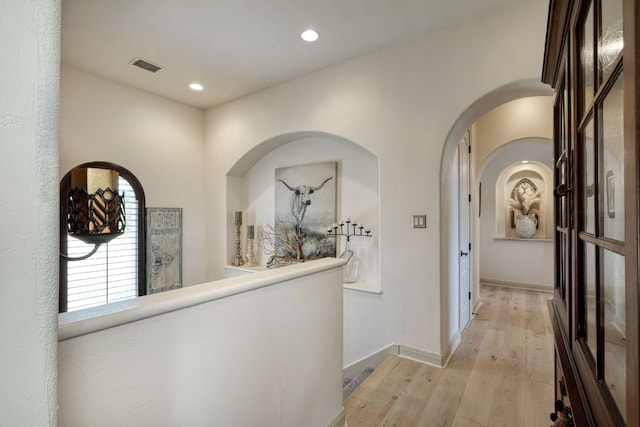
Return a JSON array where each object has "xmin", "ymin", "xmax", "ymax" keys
[
  {"xmin": 478, "ymin": 140, "xmax": 554, "ymax": 288},
  {"xmin": 204, "ymin": 0, "xmax": 549, "ymax": 363},
  {"xmin": 60, "ymin": 65, "xmax": 208, "ymax": 286},
  {"xmin": 58, "ymin": 260, "xmax": 345, "ymax": 427},
  {"xmin": 0, "ymin": 1, "xmax": 60, "ymax": 425}
]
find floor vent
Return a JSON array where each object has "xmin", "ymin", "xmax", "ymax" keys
[
  {"xmin": 343, "ymin": 367, "xmax": 374, "ymax": 400},
  {"xmin": 130, "ymin": 58, "xmax": 163, "ymax": 73}
]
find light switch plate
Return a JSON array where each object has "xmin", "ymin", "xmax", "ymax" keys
[{"xmin": 413, "ymin": 215, "xmax": 427, "ymax": 228}]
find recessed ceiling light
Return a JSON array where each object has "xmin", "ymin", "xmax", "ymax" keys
[
  {"xmin": 301, "ymin": 29, "xmax": 319, "ymax": 42},
  {"xmin": 521, "ymin": 160, "xmax": 529, "ymax": 164},
  {"xmin": 189, "ymin": 82, "xmax": 204, "ymax": 91}
]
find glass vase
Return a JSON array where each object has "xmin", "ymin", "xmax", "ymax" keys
[{"xmin": 339, "ymin": 240, "xmax": 360, "ymax": 283}]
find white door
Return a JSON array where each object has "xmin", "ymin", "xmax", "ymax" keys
[{"xmin": 458, "ymin": 132, "xmax": 471, "ymax": 331}]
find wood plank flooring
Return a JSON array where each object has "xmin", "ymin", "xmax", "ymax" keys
[{"xmin": 344, "ymin": 285, "xmax": 554, "ymax": 427}]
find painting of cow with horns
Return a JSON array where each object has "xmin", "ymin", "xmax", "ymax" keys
[{"xmin": 274, "ymin": 162, "xmax": 337, "ymax": 262}]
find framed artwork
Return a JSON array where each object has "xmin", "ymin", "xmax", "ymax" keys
[
  {"xmin": 146, "ymin": 208, "xmax": 182, "ymax": 294},
  {"xmin": 273, "ymin": 162, "xmax": 337, "ymax": 263},
  {"xmin": 606, "ymin": 170, "xmax": 615, "ymax": 218}
]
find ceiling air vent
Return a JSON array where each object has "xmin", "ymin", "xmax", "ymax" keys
[{"xmin": 130, "ymin": 58, "xmax": 163, "ymax": 73}]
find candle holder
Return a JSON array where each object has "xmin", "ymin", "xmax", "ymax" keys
[
  {"xmin": 245, "ymin": 224, "xmax": 258, "ymax": 267},
  {"xmin": 231, "ymin": 211, "xmax": 245, "ymax": 266},
  {"xmin": 327, "ymin": 218, "xmax": 372, "ymax": 283}
]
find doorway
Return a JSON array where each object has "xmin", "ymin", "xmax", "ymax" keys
[{"xmin": 440, "ymin": 85, "xmax": 555, "ymax": 358}]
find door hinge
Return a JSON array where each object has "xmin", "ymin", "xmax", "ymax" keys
[
  {"xmin": 468, "ymin": 194, "xmax": 471, "ymax": 202},
  {"xmin": 469, "ymin": 242, "xmax": 472, "ymax": 251},
  {"xmin": 469, "ymin": 292, "xmax": 471, "ymax": 300},
  {"xmin": 468, "ymin": 145, "xmax": 471, "ymax": 154}
]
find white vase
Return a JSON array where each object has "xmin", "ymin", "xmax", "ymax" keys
[{"xmin": 515, "ymin": 215, "xmax": 537, "ymax": 239}]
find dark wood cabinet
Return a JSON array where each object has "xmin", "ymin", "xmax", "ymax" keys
[{"xmin": 543, "ymin": 0, "xmax": 640, "ymax": 425}]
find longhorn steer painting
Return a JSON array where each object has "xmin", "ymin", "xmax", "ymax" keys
[{"xmin": 274, "ymin": 162, "xmax": 337, "ymax": 261}]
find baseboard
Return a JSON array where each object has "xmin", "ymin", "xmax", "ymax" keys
[
  {"xmin": 326, "ymin": 407, "xmax": 346, "ymax": 427},
  {"xmin": 473, "ymin": 300, "xmax": 482, "ymax": 315},
  {"xmin": 343, "ymin": 344, "xmax": 398, "ymax": 381},
  {"xmin": 344, "ymin": 343, "xmax": 448, "ymax": 381},
  {"xmin": 480, "ymin": 278, "xmax": 553, "ymax": 293},
  {"xmin": 441, "ymin": 330, "xmax": 462, "ymax": 368},
  {"xmin": 398, "ymin": 344, "xmax": 444, "ymax": 368}
]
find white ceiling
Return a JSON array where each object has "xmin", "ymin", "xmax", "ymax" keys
[{"xmin": 62, "ymin": 0, "xmax": 518, "ymax": 109}]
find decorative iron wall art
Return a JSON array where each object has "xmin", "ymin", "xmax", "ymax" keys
[{"xmin": 146, "ymin": 208, "xmax": 182, "ymax": 294}]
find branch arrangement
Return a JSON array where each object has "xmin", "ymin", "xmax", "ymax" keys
[{"xmin": 259, "ymin": 220, "xmax": 304, "ymax": 268}]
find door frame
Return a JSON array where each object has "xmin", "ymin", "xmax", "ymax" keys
[{"xmin": 458, "ymin": 131, "xmax": 472, "ymax": 331}]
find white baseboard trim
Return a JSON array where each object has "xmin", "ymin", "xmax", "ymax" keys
[
  {"xmin": 343, "ymin": 344, "xmax": 398, "ymax": 381},
  {"xmin": 398, "ymin": 344, "xmax": 444, "ymax": 368},
  {"xmin": 344, "ymin": 343, "xmax": 450, "ymax": 383},
  {"xmin": 327, "ymin": 408, "xmax": 346, "ymax": 427},
  {"xmin": 480, "ymin": 278, "xmax": 553, "ymax": 293},
  {"xmin": 441, "ymin": 330, "xmax": 462, "ymax": 368},
  {"xmin": 473, "ymin": 300, "xmax": 482, "ymax": 315}
]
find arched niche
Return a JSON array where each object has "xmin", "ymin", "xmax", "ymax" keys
[
  {"xmin": 225, "ymin": 131, "xmax": 380, "ymax": 291},
  {"xmin": 495, "ymin": 163, "xmax": 552, "ymax": 239}
]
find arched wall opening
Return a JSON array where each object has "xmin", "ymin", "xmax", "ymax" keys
[
  {"xmin": 477, "ymin": 138, "xmax": 554, "ymax": 238},
  {"xmin": 225, "ymin": 131, "xmax": 381, "ymax": 292},
  {"xmin": 477, "ymin": 139, "xmax": 554, "ymax": 290},
  {"xmin": 439, "ymin": 79, "xmax": 554, "ymax": 353},
  {"xmin": 495, "ymin": 158, "xmax": 552, "ymax": 239}
]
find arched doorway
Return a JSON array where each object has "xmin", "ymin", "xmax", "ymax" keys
[{"xmin": 439, "ymin": 79, "xmax": 553, "ymax": 355}]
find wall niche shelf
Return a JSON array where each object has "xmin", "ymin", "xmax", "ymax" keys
[
  {"xmin": 495, "ymin": 161, "xmax": 553, "ymax": 240},
  {"xmin": 225, "ymin": 132, "xmax": 381, "ymax": 291},
  {"xmin": 225, "ymin": 264, "xmax": 268, "ymax": 274}
]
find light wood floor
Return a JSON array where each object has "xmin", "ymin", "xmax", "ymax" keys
[{"xmin": 344, "ymin": 284, "xmax": 554, "ymax": 427}]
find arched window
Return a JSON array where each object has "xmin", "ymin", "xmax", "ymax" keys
[{"xmin": 59, "ymin": 162, "xmax": 146, "ymax": 313}]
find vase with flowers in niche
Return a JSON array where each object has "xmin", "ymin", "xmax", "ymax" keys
[{"xmin": 507, "ymin": 184, "xmax": 542, "ymax": 239}]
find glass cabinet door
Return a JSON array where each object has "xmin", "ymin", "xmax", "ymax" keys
[
  {"xmin": 546, "ymin": 0, "xmax": 637, "ymax": 423},
  {"xmin": 554, "ymin": 70, "xmax": 571, "ymax": 314},
  {"xmin": 574, "ymin": 0, "xmax": 626, "ymax": 423}
]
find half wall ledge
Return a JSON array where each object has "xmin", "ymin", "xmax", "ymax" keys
[
  {"xmin": 58, "ymin": 257, "xmax": 346, "ymax": 341},
  {"xmin": 226, "ymin": 263, "xmax": 382, "ymax": 294}
]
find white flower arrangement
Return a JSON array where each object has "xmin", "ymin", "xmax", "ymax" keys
[{"xmin": 507, "ymin": 188, "xmax": 543, "ymax": 218}]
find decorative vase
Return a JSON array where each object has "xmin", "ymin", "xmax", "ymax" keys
[
  {"xmin": 339, "ymin": 240, "xmax": 360, "ymax": 283},
  {"xmin": 245, "ymin": 238, "xmax": 258, "ymax": 267},
  {"xmin": 515, "ymin": 214, "xmax": 537, "ymax": 239}
]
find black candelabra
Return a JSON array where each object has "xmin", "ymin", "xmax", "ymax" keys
[
  {"xmin": 326, "ymin": 218, "xmax": 372, "ymax": 241},
  {"xmin": 327, "ymin": 218, "xmax": 372, "ymax": 283}
]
